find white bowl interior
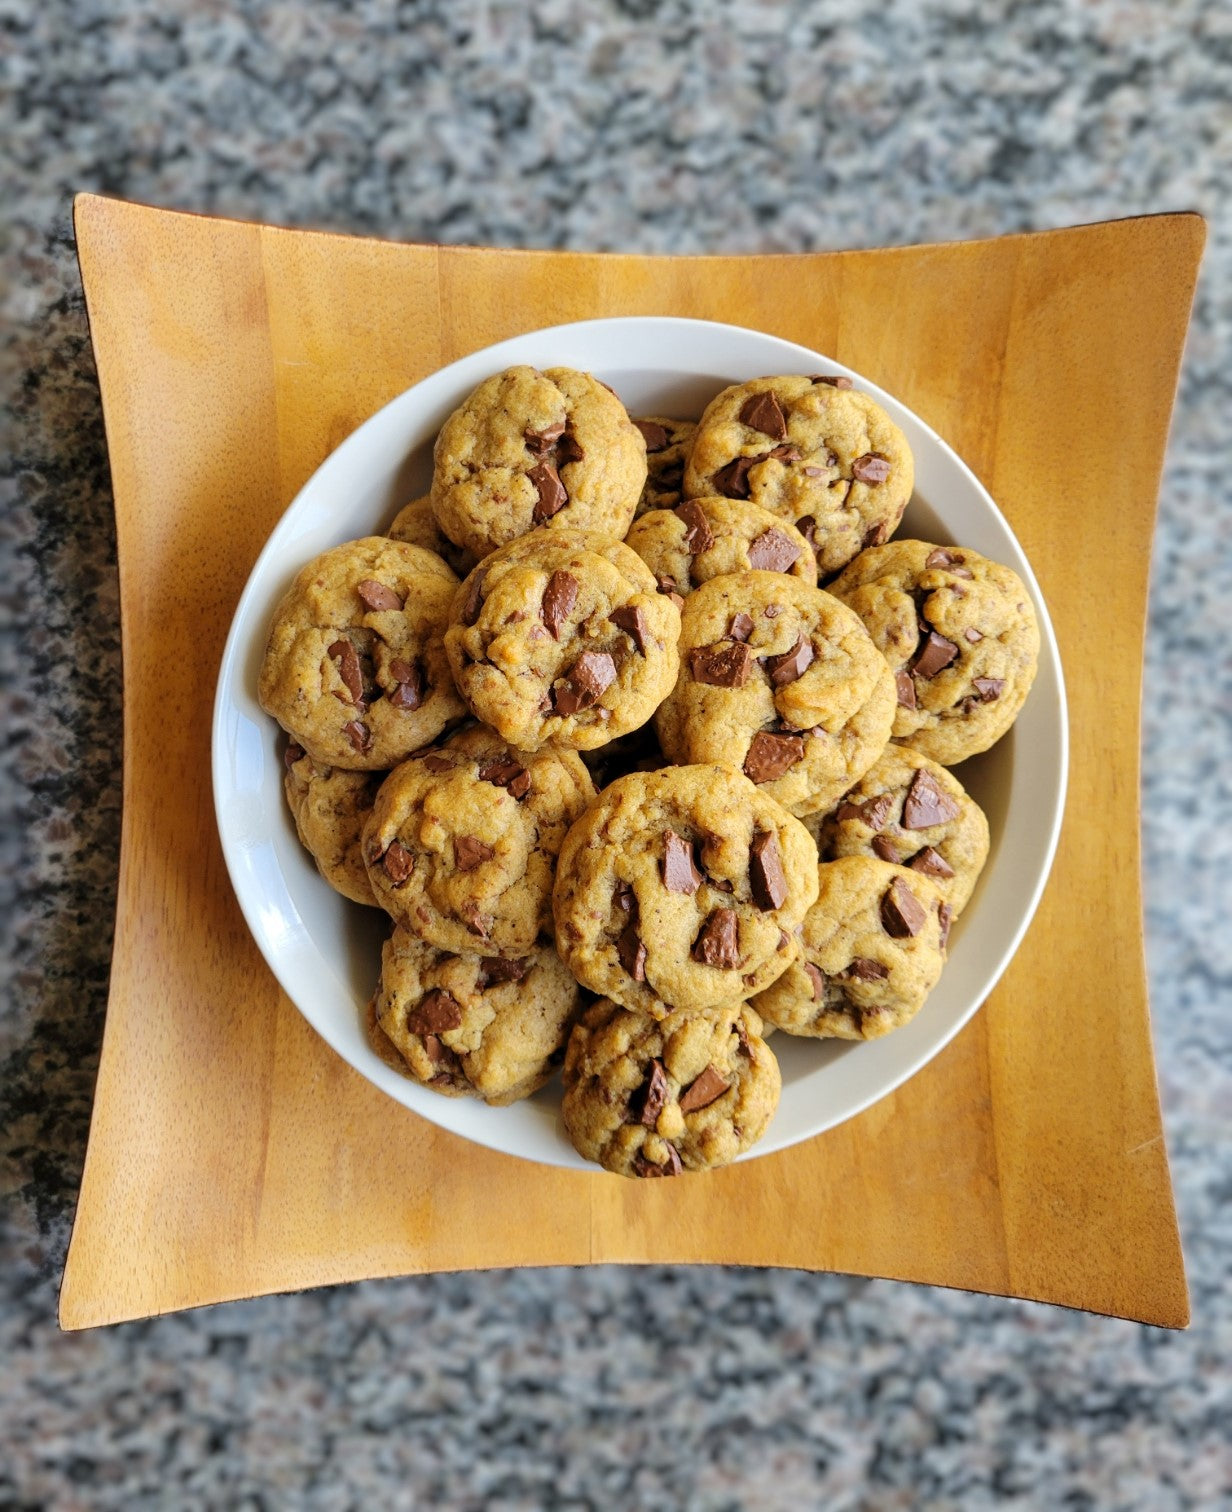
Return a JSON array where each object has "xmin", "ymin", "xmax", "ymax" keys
[{"xmin": 213, "ymin": 318, "xmax": 1067, "ymax": 1171}]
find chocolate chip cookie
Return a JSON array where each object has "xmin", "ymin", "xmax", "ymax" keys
[
  {"xmin": 553, "ymin": 764, "xmax": 819, "ymax": 1016},
  {"xmin": 683, "ymin": 375, "xmax": 913, "ymax": 577},
  {"xmin": 430, "ymin": 366, "xmax": 647, "ymax": 558},
  {"xmin": 811, "ymin": 747, "xmax": 989, "ymax": 917},
  {"xmin": 561, "ymin": 999, "xmax": 780, "ymax": 1176},
  {"xmin": 363, "ymin": 724, "xmax": 595, "ymax": 955},
  {"xmin": 828, "ymin": 540, "xmax": 1040, "ymax": 766},
  {"xmin": 372, "ymin": 926, "xmax": 579, "ymax": 1105},
  {"xmin": 283, "ymin": 747, "xmax": 383, "ymax": 907},
  {"xmin": 753, "ymin": 855, "xmax": 949, "ymax": 1040},
  {"xmin": 655, "ymin": 572, "xmax": 896, "ymax": 817},
  {"xmin": 444, "ymin": 529, "xmax": 681, "ymax": 752},
  {"xmin": 386, "ymin": 493, "xmax": 478, "ymax": 578},
  {"xmin": 257, "ymin": 537, "xmax": 465, "ymax": 770},
  {"xmin": 626, "ymin": 496, "xmax": 817, "ymax": 601},
  {"xmin": 631, "ymin": 416, "xmax": 695, "ymax": 515}
]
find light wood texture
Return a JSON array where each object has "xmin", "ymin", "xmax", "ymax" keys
[{"xmin": 60, "ymin": 196, "xmax": 1203, "ymax": 1330}]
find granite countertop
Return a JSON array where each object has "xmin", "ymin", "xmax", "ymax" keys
[{"xmin": 3, "ymin": 2, "xmax": 1230, "ymax": 1506}]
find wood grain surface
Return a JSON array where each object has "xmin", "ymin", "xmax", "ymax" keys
[{"xmin": 59, "ymin": 195, "xmax": 1203, "ymax": 1330}]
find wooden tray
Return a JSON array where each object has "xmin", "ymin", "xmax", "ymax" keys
[{"xmin": 59, "ymin": 195, "xmax": 1202, "ymax": 1330}]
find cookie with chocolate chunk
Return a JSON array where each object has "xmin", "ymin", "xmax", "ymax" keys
[
  {"xmin": 683, "ymin": 375, "xmax": 913, "ymax": 576},
  {"xmin": 257, "ymin": 537, "xmax": 465, "ymax": 770},
  {"xmin": 363, "ymin": 724, "xmax": 594, "ymax": 955},
  {"xmin": 753, "ymin": 855, "xmax": 949, "ymax": 1040},
  {"xmin": 284, "ymin": 747, "xmax": 384, "ymax": 907},
  {"xmin": 829, "ymin": 540, "xmax": 1040, "ymax": 765},
  {"xmin": 655, "ymin": 572, "xmax": 896, "ymax": 817},
  {"xmin": 631, "ymin": 416, "xmax": 696, "ymax": 515},
  {"xmin": 372, "ymin": 927, "xmax": 579, "ymax": 1105},
  {"xmin": 430, "ymin": 366, "xmax": 647, "ymax": 558},
  {"xmin": 553, "ymin": 764, "xmax": 818, "ymax": 1017},
  {"xmin": 626, "ymin": 496, "xmax": 817, "ymax": 601},
  {"xmin": 561, "ymin": 999, "xmax": 780, "ymax": 1176},
  {"xmin": 811, "ymin": 747, "xmax": 989, "ymax": 917},
  {"xmin": 386, "ymin": 493, "xmax": 478, "ymax": 578},
  {"xmin": 444, "ymin": 529, "xmax": 681, "ymax": 751}
]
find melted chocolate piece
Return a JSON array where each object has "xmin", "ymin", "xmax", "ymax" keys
[
  {"xmin": 610, "ymin": 604, "xmax": 650, "ymax": 654},
  {"xmin": 524, "ymin": 420, "xmax": 566, "ymax": 454},
  {"xmin": 743, "ymin": 731, "xmax": 805, "ymax": 783},
  {"xmin": 880, "ymin": 877, "xmax": 928, "ymax": 938},
  {"xmin": 663, "ymin": 831, "xmax": 704, "ymax": 894},
  {"xmin": 343, "ymin": 719, "xmax": 371, "ymax": 754},
  {"xmin": 388, "ymin": 657, "xmax": 424, "ymax": 711},
  {"xmin": 636, "ymin": 1059, "xmax": 670, "ymax": 1128},
  {"xmin": 764, "ymin": 634, "xmax": 815, "ymax": 687},
  {"xmin": 691, "ymin": 908, "xmax": 740, "ymax": 969},
  {"xmin": 478, "ymin": 956, "xmax": 529, "ymax": 987},
  {"xmin": 909, "ymin": 846, "xmax": 955, "ymax": 880},
  {"xmin": 633, "ymin": 1145, "xmax": 682, "ymax": 1178},
  {"xmin": 328, "ymin": 638, "xmax": 364, "ymax": 707},
  {"xmin": 749, "ymin": 828, "xmax": 788, "ymax": 911},
  {"xmin": 895, "ymin": 670, "xmax": 918, "ymax": 709},
  {"xmin": 678, "ymin": 1065, "xmax": 731, "ymax": 1113},
  {"xmin": 529, "ymin": 460, "xmax": 568, "ymax": 523},
  {"xmin": 902, "ymin": 767, "xmax": 961, "ymax": 830},
  {"xmin": 617, "ymin": 918, "xmax": 647, "ymax": 981},
  {"xmin": 728, "ymin": 612, "xmax": 754, "ymax": 643},
  {"xmin": 357, "ymin": 579, "xmax": 404, "ymax": 612},
  {"xmin": 803, "ymin": 961, "xmax": 826, "ymax": 1001},
  {"xmin": 634, "ymin": 419, "xmax": 669, "ymax": 452},
  {"xmin": 541, "ymin": 570, "xmax": 579, "ymax": 639},
  {"xmin": 460, "ymin": 568, "xmax": 488, "ymax": 626},
  {"xmin": 553, "ymin": 651, "xmax": 617, "ymax": 715},
  {"xmin": 852, "ymin": 452, "xmax": 892, "ymax": 484},
  {"xmin": 747, "ymin": 529, "xmax": 802, "ymax": 573},
  {"xmin": 712, "ymin": 454, "xmax": 758, "ymax": 499},
  {"xmin": 689, "ymin": 642, "xmax": 753, "ymax": 687},
  {"xmin": 675, "ymin": 499, "xmax": 715, "ymax": 555},
  {"xmin": 810, "ymin": 374, "xmax": 853, "ymax": 389},
  {"xmin": 971, "ymin": 677, "xmax": 1005, "ymax": 702},
  {"xmin": 739, "ymin": 390, "xmax": 788, "ymax": 441},
  {"xmin": 871, "ymin": 835, "xmax": 901, "ymax": 863},
  {"xmin": 478, "ymin": 757, "xmax": 531, "ymax": 799},
  {"xmin": 843, "ymin": 957, "xmax": 890, "ymax": 982},
  {"xmin": 406, "ymin": 989, "xmax": 463, "ymax": 1035},
  {"xmin": 382, "ymin": 840, "xmax": 414, "ymax": 885},
  {"xmin": 455, "ymin": 835, "xmax": 494, "ymax": 871},
  {"xmin": 912, "ymin": 631, "xmax": 959, "ymax": 679}
]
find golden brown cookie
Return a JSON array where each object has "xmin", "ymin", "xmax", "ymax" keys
[
  {"xmin": 283, "ymin": 746, "xmax": 383, "ymax": 906},
  {"xmin": 386, "ymin": 494, "xmax": 478, "ymax": 578},
  {"xmin": 553, "ymin": 764, "xmax": 819, "ymax": 1016},
  {"xmin": 626, "ymin": 496, "xmax": 817, "ymax": 600},
  {"xmin": 753, "ymin": 855, "xmax": 949, "ymax": 1040},
  {"xmin": 632, "ymin": 416, "xmax": 695, "ymax": 514},
  {"xmin": 828, "ymin": 540, "xmax": 1040, "ymax": 765},
  {"xmin": 683, "ymin": 375, "xmax": 913, "ymax": 576},
  {"xmin": 655, "ymin": 572, "xmax": 896, "ymax": 817},
  {"xmin": 561, "ymin": 999, "xmax": 780, "ymax": 1176},
  {"xmin": 363, "ymin": 724, "xmax": 595, "ymax": 955},
  {"xmin": 257, "ymin": 537, "xmax": 465, "ymax": 770},
  {"xmin": 373, "ymin": 927, "xmax": 579, "ymax": 1105},
  {"xmin": 444, "ymin": 529, "xmax": 680, "ymax": 751},
  {"xmin": 430, "ymin": 366, "xmax": 647, "ymax": 558}
]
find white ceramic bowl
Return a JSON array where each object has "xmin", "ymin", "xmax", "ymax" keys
[{"xmin": 213, "ymin": 317, "xmax": 1067, "ymax": 1170}]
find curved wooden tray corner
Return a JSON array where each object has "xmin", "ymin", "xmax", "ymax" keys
[{"xmin": 60, "ymin": 196, "xmax": 1203, "ymax": 1330}]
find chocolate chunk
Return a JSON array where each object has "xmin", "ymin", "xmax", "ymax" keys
[
  {"xmin": 810, "ymin": 374, "xmax": 853, "ymax": 389},
  {"xmin": 895, "ymin": 669, "xmax": 917, "ymax": 709},
  {"xmin": 478, "ymin": 956, "xmax": 528, "ymax": 987},
  {"xmin": 343, "ymin": 719, "xmax": 371, "ymax": 754},
  {"xmin": 764, "ymin": 604, "xmax": 781, "ymax": 618},
  {"xmin": 739, "ymin": 390, "xmax": 788, "ymax": 441},
  {"xmin": 478, "ymin": 757, "xmax": 530, "ymax": 798},
  {"xmin": 749, "ymin": 828, "xmax": 788, "ymax": 911},
  {"xmin": 924, "ymin": 548, "xmax": 973, "ymax": 579},
  {"xmin": 633, "ymin": 1145, "xmax": 682, "ymax": 1178},
  {"xmin": 553, "ymin": 650, "xmax": 617, "ymax": 715},
  {"xmin": 460, "ymin": 900, "xmax": 491, "ymax": 938},
  {"xmin": 746, "ymin": 529, "xmax": 802, "ymax": 573},
  {"xmin": 795, "ymin": 514, "xmax": 819, "ymax": 546},
  {"xmin": 679, "ymin": 1065, "xmax": 731, "ymax": 1113},
  {"xmin": 972, "ymin": 677, "xmax": 1005, "ymax": 702},
  {"xmin": 422, "ymin": 1034, "xmax": 444, "ymax": 1064},
  {"xmin": 766, "ymin": 444, "xmax": 801, "ymax": 462},
  {"xmin": 861, "ymin": 521, "xmax": 888, "ymax": 550},
  {"xmin": 356, "ymin": 578, "xmax": 404, "ymax": 612},
  {"xmin": 902, "ymin": 767, "xmax": 962, "ymax": 830},
  {"xmin": 803, "ymin": 961, "xmax": 826, "ymax": 1001},
  {"xmin": 613, "ymin": 879, "xmax": 635, "ymax": 915},
  {"xmin": 881, "ymin": 877, "xmax": 928, "ymax": 938},
  {"xmin": 689, "ymin": 641, "xmax": 753, "ymax": 688},
  {"xmin": 912, "ymin": 631, "xmax": 959, "ymax": 679},
  {"xmin": 843, "ymin": 957, "xmax": 890, "ymax": 982},
  {"xmin": 328, "ymin": 638, "xmax": 364, "ymax": 706},
  {"xmin": 691, "ymin": 908, "xmax": 740, "ymax": 969},
  {"xmin": 938, "ymin": 901, "xmax": 954, "ymax": 950},
  {"xmin": 611, "ymin": 603, "xmax": 650, "ymax": 654},
  {"xmin": 541, "ymin": 570, "xmax": 579, "ymax": 639},
  {"xmin": 728, "ymin": 612, "xmax": 754, "ymax": 643},
  {"xmin": 654, "ymin": 573, "xmax": 685, "ymax": 610},
  {"xmin": 420, "ymin": 752, "xmax": 455, "ymax": 773},
  {"xmin": 964, "ymin": 627, "xmax": 984, "ymax": 644},
  {"xmin": 764, "ymin": 634, "xmax": 815, "ymax": 687},
  {"xmin": 461, "ymin": 568, "xmax": 487, "ymax": 626},
  {"xmin": 406, "ymin": 989, "xmax": 463, "ymax": 1036},
  {"xmin": 634, "ymin": 419, "xmax": 669, "ymax": 452},
  {"xmin": 524, "ymin": 420, "xmax": 566, "ymax": 454},
  {"xmin": 871, "ymin": 835, "xmax": 901, "ymax": 863},
  {"xmin": 663, "ymin": 831, "xmax": 704, "ymax": 894},
  {"xmin": 675, "ymin": 500, "xmax": 714, "ymax": 555},
  {"xmin": 556, "ymin": 432, "xmax": 585, "ymax": 466},
  {"xmin": 284, "ymin": 742, "xmax": 305, "ymax": 770},
  {"xmin": 382, "ymin": 840, "xmax": 414, "ymax": 884},
  {"xmin": 617, "ymin": 919, "xmax": 647, "ymax": 981},
  {"xmin": 712, "ymin": 454, "xmax": 758, "ymax": 499},
  {"xmin": 636, "ymin": 1059, "xmax": 670, "ymax": 1128},
  {"xmin": 743, "ymin": 731, "xmax": 805, "ymax": 783},
  {"xmin": 852, "ymin": 452, "xmax": 892, "ymax": 484},
  {"xmin": 455, "ymin": 835, "xmax": 494, "ymax": 871},
  {"xmin": 388, "ymin": 658, "xmax": 424, "ymax": 711},
  {"xmin": 529, "ymin": 460, "xmax": 568, "ymax": 522},
  {"xmin": 910, "ymin": 846, "xmax": 955, "ymax": 880},
  {"xmin": 835, "ymin": 803, "xmax": 861, "ymax": 823},
  {"xmin": 860, "ymin": 793, "xmax": 895, "ymax": 831}
]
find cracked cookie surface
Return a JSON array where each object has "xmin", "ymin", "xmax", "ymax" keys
[
  {"xmin": 626, "ymin": 496, "xmax": 817, "ymax": 601},
  {"xmin": 655, "ymin": 572, "xmax": 896, "ymax": 817},
  {"xmin": 553, "ymin": 764, "xmax": 818, "ymax": 1016},
  {"xmin": 257, "ymin": 537, "xmax": 464, "ymax": 770},
  {"xmin": 753, "ymin": 855, "xmax": 949, "ymax": 1040},
  {"xmin": 631, "ymin": 416, "xmax": 695, "ymax": 515},
  {"xmin": 373, "ymin": 927, "xmax": 579, "ymax": 1105},
  {"xmin": 284, "ymin": 748, "xmax": 384, "ymax": 906},
  {"xmin": 445, "ymin": 529, "xmax": 681, "ymax": 751},
  {"xmin": 561, "ymin": 999, "xmax": 780, "ymax": 1176},
  {"xmin": 430, "ymin": 365, "xmax": 647, "ymax": 558},
  {"xmin": 363, "ymin": 723, "xmax": 595, "ymax": 955},
  {"xmin": 683, "ymin": 375, "xmax": 913, "ymax": 576},
  {"xmin": 829, "ymin": 540, "xmax": 1040, "ymax": 765}
]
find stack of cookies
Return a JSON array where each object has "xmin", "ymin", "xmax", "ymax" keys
[{"xmin": 257, "ymin": 364, "xmax": 1040, "ymax": 1178}]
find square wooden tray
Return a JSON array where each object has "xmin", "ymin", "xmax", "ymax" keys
[{"xmin": 59, "ymin": 195, "xmax": 1202, "ymax": 1330}]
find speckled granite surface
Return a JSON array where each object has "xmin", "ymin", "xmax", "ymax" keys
[{"xmin": 3, "ymin": 2, "xmax": 1230, "ymax": 1506}]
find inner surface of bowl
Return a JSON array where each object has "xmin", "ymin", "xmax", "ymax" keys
[{"xmin": 213, "ymin": 317, "xmax": 1067, "ymax": 1172}]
